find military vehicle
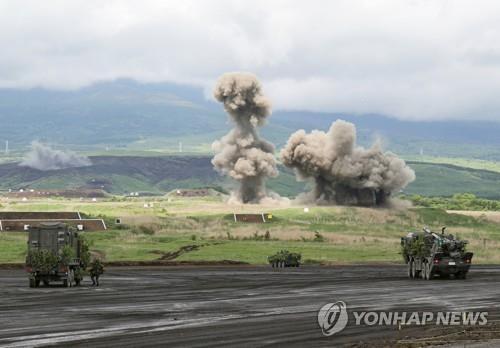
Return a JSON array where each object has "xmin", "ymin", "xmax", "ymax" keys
[
  {"xmin": 25, "ymin": 222, "xmax": 89, "ymax": 288},
  {"xmin": 268, "ymin": 250, "xmax": 301, "ymax": 268},
  {"xmin": 401, "ymin": 227, "xmax": 473, "ymax": 280}
]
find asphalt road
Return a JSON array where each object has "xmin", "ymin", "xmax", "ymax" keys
[{"xmin": 0, "ymin": 265, "xmax": 499, "ymax": 347}]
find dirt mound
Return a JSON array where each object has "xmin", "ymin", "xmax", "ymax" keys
[{"xmin": 159, "ymin": 245, "xmax": 202, "ymax": 260}]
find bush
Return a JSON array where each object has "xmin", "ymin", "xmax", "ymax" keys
[
  {"xmin": 408, "ymin": 193, "xmax": 500, "ymax": 211},
  {"xmin": 27, "ymin": 250, "xmax": 58, "ymax": 272},
  {"xmin": 313, "ymin": 231, "xmax": 325, "ymax": 242},
  {"xmin": 131, "ymin": 224, "xmax": 156, "ymax": 235},
  {"xmin": 60, "ymin": 245, "xmax": 75, "ymax": 265}
]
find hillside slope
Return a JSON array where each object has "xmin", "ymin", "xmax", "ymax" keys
[{"xmin": 2, "ymin": 156, "xmax": 500, "ymax": 198}]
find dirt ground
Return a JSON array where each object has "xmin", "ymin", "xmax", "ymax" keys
[{"xmin": 0, "ymin": 265, "xmax": 498, "ymax": 347}]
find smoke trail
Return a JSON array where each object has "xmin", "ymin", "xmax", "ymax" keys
[
  {"xmin": 19, "ymin": 141, "xmax": 92, "ymax": 171},
  {"xmin": 211, "ymin": 72, "xmax": 278, "ymax": 203},
  {"xmin": 280, "ymin": 120, "xmax": 415, "ymax": 206}
]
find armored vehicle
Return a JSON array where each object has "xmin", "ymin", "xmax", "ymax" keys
[
  {"xmin": 268, "ymin": 250, "xmax": 301, "ymax": 268},
  {"xmin": 25, "ymin": 222, "xmax": 88, "ymax": 287},
  {"xmin": 401, "ymin": 227, "xmax": 473, "ymax": 280}
]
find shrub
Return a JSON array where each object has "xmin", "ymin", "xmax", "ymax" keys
[
  {"xmin": 131, "ymin": 224, "xmax": 155, "ymax": 235},
  {"xmin": 313, "ymin": 231, "xmax": 325, "ymax": 242}
]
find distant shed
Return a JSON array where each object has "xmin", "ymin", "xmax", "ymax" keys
[
  {"xmin": 0, "ymin": 212, "xmax": 81, "ymax": 220},
  {"xmin": 1, "ymin": 219, "xmax": 106, "ymax": 232},
  {"xmin": 233, "ymin": 213, "xmax": 273, "ymax": 223},
  {"xmin": 0, "ymin": 211, "xmax": 106, "ymax": 232}
]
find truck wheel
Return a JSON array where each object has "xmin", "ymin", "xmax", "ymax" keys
[
  {"xmin": 425, "ymin": 264, "xmax": 432, "ymax": 280},
  {"xmin": 421, "ymin": 263, "xmax": 427, "ymax": 279},
  {"xmin": 29, "ymin": 278, "xmax": 35, "ymax": 288},
  {"xmin": 69, "ymin": 270, "xmax": 75, "ymax": 287},
  {"xmin": 35, "ymin": 278, "xmax": 40, "ymax": 288},
  {"xmin": 411, "ymin": 260, "xmax": 417, "ymax": 279},
  {"xmin": 43, "ymin": 280, "xmax": 50, "ymax": 286},
  {"xmin": 63, "ymin": 279, "xmax": 69, "ymax": 287},
  {"xmin": 407, "ymin": 260, "xmax": 413, "ymax": 278}
]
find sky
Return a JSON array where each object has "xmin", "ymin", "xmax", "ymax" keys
[{"xmin": 1, "ymin": 0, "xmax": 500, "ymax": 121}]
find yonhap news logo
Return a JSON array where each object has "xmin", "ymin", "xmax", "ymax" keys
[
  {"xmin": 317, "ymin": 301, "xmax": 349, "ymax": 336},
  {"xmin": 317, "ymin": 300, "xmax": 488, "ymax": 337}
]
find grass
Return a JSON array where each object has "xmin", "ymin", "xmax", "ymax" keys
[
  {"xmin": 0, "ymin": 232, "xmax": 27, "ymax": 263},
  {"xmin": 175, "ymin": 240, "xmax": 398, "ymax": 264},
  {"xmin": 404, "ymin": 155, "xmax": 500, "ymax": 174},
  {"xmin": 404, "ymin": 162, "xmax": 500, "ymax": 199},
  {"xmin": 1, "ymin": 196, "xmax": 499, "ymax": 265}
]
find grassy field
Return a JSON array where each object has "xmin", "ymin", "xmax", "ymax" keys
[
  {"xmin": 404, "ymin": 155, "xmax": 500, "ymax": 173},
  {"xmin": 1, "ymin": 196, "xmax": 499, "ymax": 265}
]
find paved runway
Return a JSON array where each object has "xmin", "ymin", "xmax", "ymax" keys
[{"xmin": 0, "ymin": 265, "xmax": 498, "ymax": 347}]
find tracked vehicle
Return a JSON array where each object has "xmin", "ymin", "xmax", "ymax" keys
[
  {"xmin": 401, "ymin": 227, "xmax": 473, "ymax": 280},
  {"xmin": 25, "ymin": 222, "xmax": 88, "ymax": 287},
  {"xmin": 268, "ymin": 250, "xmax": 301, "ymax": 268}
]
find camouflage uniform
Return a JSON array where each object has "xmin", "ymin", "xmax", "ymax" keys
[{"xmin": 89, "ymin": 259, "xmax": 104, "ymax": 286}]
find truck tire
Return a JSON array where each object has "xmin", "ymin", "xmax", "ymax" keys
[
  {"xmin": 411, "ymin": 260, "xmax": 417, "ymax": 279},
  {"xmin": 421, "ymin": 263, "xmax": 427, "ymax": 279},
  {"xmin": 43, "ymin": 280, "xmax": 50, "ymax": 286},
  {"xmin": 425, "ymin": 264, "xmax": 432, "ymax": 280},
  {"xmin": 29, "ymin": 278, "xmax": 35, "ymax": 288},
  {"xmin": 35, "ymin": 278, "xmax": 40, "ymax": 287},
  {"xmin": 407, "ymin": 260, "xmax": 413, "ymax": 278}
]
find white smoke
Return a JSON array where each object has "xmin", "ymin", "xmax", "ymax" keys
[
  {"xmin": 211, "ymin": 72, "xmax": 278, "ymax": 203},
  {"xmin": 19, "ymin": 141, "xmax": 92, "ymax": 171},
  {"xmin": 281, "ymin": 120, "xmax": 415, "ymax": 206}
]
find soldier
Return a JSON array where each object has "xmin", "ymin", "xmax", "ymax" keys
[{"xmin": 89, "ymin": 259, "xmax": 104, "ymax": 286}]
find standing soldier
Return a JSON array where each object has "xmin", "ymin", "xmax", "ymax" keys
[{"xmin": 89, "ymin": 259, "xmax": 104, "ymax": 286}]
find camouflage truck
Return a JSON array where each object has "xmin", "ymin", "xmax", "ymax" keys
[
  {"xmin": 268, "ymin": 250, "xmax": 301, "ymax": 268},
  {"xmin": 401, "ymin": 227, "xmax": 473, "ymax": 280},
  {"xmin": 25, "ymin": 222, "xmax": 89, "ymax": 288}
]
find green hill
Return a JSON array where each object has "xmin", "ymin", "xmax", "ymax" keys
[{"xmin": 2, "ymin": 155, "xmax": 500, "ymax": 199}]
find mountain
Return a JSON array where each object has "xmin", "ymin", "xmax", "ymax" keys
[{"xmin": 1, "ymin": 79, "xmax": 500, "ymax": 159}]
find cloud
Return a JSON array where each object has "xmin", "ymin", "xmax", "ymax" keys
[{"xmin": 1, "ymin": 0, "xmax": 500, "ymax": 120}]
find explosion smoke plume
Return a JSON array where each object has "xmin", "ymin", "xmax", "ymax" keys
[
  {"xmin": 20, "ymin": 141, "xmax": 92, "ymax": 171},
  {"xmin": 281, "ymin": 120, "xmax": 415, "ymax": 206},
  {"xmin": 211, "ymin": 73, "xmax": 278, "ymax": 203}
]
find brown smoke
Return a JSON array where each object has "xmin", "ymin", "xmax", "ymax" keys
[
  {"xmin": 280, "ymin": 120, "xmax": 415, "ymax": 206},
  {"xmin": 211, "ymin": 73, "xmax": 278, "ymax": 203}
]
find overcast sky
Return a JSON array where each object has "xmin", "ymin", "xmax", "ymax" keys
[{"xmin": 1, "ymin": 0, "xmax": 500, "ymax": 121}]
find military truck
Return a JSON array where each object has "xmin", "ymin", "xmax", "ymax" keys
[
  {"xmin": 25, "ymin": 222, "xmax": 89, "ymax": 288},
  {"xmin": 268, "ymin": 250, "xmax": 301, "ymax": 268},
  {"xmin": 401, "ymin": 227, "xmax": 473, "ymax": 280}
]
